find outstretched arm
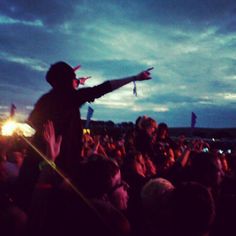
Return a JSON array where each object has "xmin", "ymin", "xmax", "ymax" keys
[
  {"xmin": 110, "ymin": 67, "xmax": 153, "ymax": 91},
  {"xmin": 76, "ymin": 67, "xmax": 153, "ymax": 104}
]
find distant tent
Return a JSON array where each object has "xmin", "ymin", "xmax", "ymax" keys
[
  {"xmin": 191, "ymin": 112, "xmax": 197, "ymax": 128},
  {"xmin": 10, "ymin": 104, "xmax": 16, "ymax": 118}
]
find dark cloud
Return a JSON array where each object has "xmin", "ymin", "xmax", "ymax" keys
[
  {"xmin": 218, "ymin": 20, "xmax": 236, "ymax": 34},
  {"xmin": 0, "ymin": 59, "xmax": 42, "ymax": 84},
  {"xmin": 0, "ymin": 58, "xmax": 48, "ymax": 106},
  {"xmin": 118, "ymin": 0, "xmax": 236, "ymax": 32},
  {"xmin": 0, "ymin": 0, "xmax": 79, "ymax": 26},
  {"xmin": 2, "ymin": 0, "xmax": 235, "ymax": 29},
  {"xmin": 208, "ymin": 80, "xmax": 234, "ymax": 92},
  {"xmin": 0, "ymin": 23, "xmax": 86, "ymax": 62}
]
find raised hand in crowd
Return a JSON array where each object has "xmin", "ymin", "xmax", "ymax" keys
[
  {"xmin": 92, "ymin": 135, "xmax": 109, "ymax": 159},
  {"xmin": 43, "ymin": 120, "xmax": 62, "ymax": 162}
]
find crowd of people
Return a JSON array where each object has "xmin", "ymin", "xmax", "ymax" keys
[{"xmin": 0, "ymin": 61, "xmax": 236, "ymax": 236}]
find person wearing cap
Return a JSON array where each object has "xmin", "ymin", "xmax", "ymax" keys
[{"xmin": 16, "ymin": 61, "xmax": 152, "ymax": 210}]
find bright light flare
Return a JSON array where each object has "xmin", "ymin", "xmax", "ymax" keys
[
  {"xmin": 83, "ymin": 128, "xmax": 90, "ymax": 135},
  {"xmin": 1, "ymin": 120, "xmax": 17, "ymax": 136},
  {"xmin": 17, "ymin": 123, "xmax": 35, "ymax": 137},
  {"xmin": 1, "ymin": 120, "xmax": 35, "ymax": 137}
]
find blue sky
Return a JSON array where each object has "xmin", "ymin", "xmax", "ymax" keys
[{"xmin": 0, "ymin": 0, "xmax": 236, "ymax": 127}]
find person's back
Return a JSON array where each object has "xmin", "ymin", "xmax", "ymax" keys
[
  {"xmin": 28, "ymin": 157, "xmax": 130, "ymax": 236},
  {"xmin": 28, "ymin": 89, "xmax": 84, "ymax": 173},
  {"xmin": 28, "ymin": 185, "xmax": 121, "ymax": 236},
  {"xmin": 141, "ymin": 178, "xmax": 175, "ymax": 236},
  {"xmin": 171, "ymin": 182, "xmax": 215, "ymax": 236}
]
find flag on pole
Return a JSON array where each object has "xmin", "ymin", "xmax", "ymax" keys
[
  {"xmin": 85, "ymin": 106, "xmax": 94, "ymax": 128},
  {"xmin": 133, "ymin": 81, "xmax": 137, "ymax": 96},
  {"xmin": 10, "ymin": 104, "xmax": 16, "ymax": 118},
  {"xmin": 191, "ymin": 112, "xmax": 197, "ymax": 128}
]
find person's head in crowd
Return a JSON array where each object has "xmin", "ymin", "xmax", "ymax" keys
[
  {"xmin": 171, "ymin": 182, "xmax": 215, "ymax": 236},
  {"xmin": 156, "ymin": 122, "xmax": 169, "ymax": 140},
  {"xmin": 7, "ymin": 149, "xmax": 24, "ymax": 168},
  {"xmin": 46, "ymin": 61, "xmax": 78, "ymax": 90},
  {"xmin": 141, "ymin": 178, "xmax": 175, "ymax": 236},
  {"xmin": 177, "ymin": 134, "xmax": 186, "ymax": 145},
  {"xmin": 135, "ymin": 116, "xmax": 145, "ymax": 130},
  {"xmin": 135, "ymin": 116, "xmax": 157, "ymax": 136},
  {"xmin": 143, "ymin": 117, "xmax": 158, "ymax": 137},
  {"xmin": 123, "ymin": 151, "xmax": 147, "ymax": 178},
  {"xmin": 190, "ymin": 152, "xmax": 224, "ymax": 189},
  {"xmin": 77, "ymin": 155, "xmax": 129, "ymax": 211},
  {"xmin": 141, "ymin": 177, "xmax": 174, "ymax": 214}
]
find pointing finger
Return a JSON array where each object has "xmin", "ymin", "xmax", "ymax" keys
[{"xmin": 146, "ymin": 67, "xmax": 154, "ymax": 72}]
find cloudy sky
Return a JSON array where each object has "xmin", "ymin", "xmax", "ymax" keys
[{"xmin": 0, "ymin": 0, "xmax": 236, "ymax": 128}]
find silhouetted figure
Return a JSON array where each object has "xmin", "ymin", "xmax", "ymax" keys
[{"xmin": 16, "ymin": 61, "xmax": 152, "ymax": 211}]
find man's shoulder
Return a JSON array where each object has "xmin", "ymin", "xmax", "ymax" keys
[{"xmin": 35, "ymin": 90, "xmax": 59, "ymax": 104}]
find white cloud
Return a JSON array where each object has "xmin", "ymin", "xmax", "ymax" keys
[
  {"xmin": 132, "ymin": 104, "xmax": 169, "ymax": 112},
  {"xmin": 0, "ymin": 52, "xmax": 47, "ymax": 72},
  {"xmin": 26, "ymin": 106, "xmax": 34, "ymax": 110},
  {"xmin": 221, "ymin": 93, "xmax": 236, "ymax": 100},
  {"xmin": 0, "ymin": 106, "xmax": 8, "ymax": 109},
  {"xmin": 225, "ymin": 75, "xmax": 236, "ymax": 81},
  {"xmin": 0, "ymin": 14, "xmax": 43, "ymax": 27}
]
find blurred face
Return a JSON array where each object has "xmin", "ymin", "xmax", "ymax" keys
[
  {"xmin": 11, "ymin": 151, "xmax": 24, "ymax": 167},
  {"xmin": 159, "ymin": 129, "xmax": 167, "ymax": 139},
  {"xmin": 72, "ymin": 78, "xmax": 80, "ymax": 90},
  {"xmin": 147, "ymin": 126, "xmax": 156, "ymax": 136},
  {"xmin": 109, "ymin": 170, "xmax": 129, "ymax": 210},
  {"xmin": 146, "ymin": 121, "xmax": 157, "ymax": 136}
]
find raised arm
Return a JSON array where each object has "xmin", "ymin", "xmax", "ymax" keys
[
  {"xmin": 110, "ymin": 67, "xmax": 153, "ymax": 91},
  {"xmin": 35, "ymin": 120, "xmax": 63, "ymax": 189},
  {"xmin": 43, "ymin": 120, "xmax": 62, "ymax": 162},
  {"xmin": 76, "ymin": 67, "xmax": 153, "ymax": 104}
]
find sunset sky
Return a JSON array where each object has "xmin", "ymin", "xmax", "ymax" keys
[{"xmin": 0, "ymin": 0, "xmax": 236, "ymax": 127}]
